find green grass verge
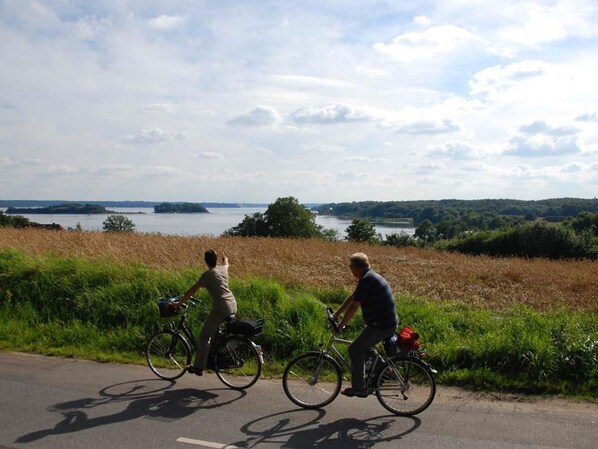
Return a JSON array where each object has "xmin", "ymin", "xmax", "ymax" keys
[{"xmin": 1, "ymin": 248, "xmax": 597, "ymax": 399}]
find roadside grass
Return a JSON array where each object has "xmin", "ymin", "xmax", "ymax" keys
[{"xmin": 1, "ymin": 247, "xmax": 597, "ymax": 399}]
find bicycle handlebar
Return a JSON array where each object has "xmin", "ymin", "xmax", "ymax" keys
[
  {"xmin": 176, "ymin": 296, "xmax": 199, "ymax": 311},
  {"xmin": 325, "ymin": 307, "xmax": 341, "ymax": 333}
]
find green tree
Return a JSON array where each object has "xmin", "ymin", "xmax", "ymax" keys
[
  {"xmin": 103, "ymin": 215, "xmax": 136, "ymax": 233},
  {"xmin": 345, "ymin": 218, "xmax": 378, "ymax": 243},
  {"xmin": 264, "ymin": 196, "xmax": 322, "ymax": 238},
  {"xmin": 224, "ymin": 212, "xmax": 269, "ymax": 237},
  {"xmin": 384, "ymin": 231, "xmax": 415, "ymax": 247},
  {"xmin": 414, "ymin": 219, "xmax": 437, "ymax": 243},
  {"xmin": 225, "ymin": 197, "xmax": 325, "ymax": 239},
  {"xmin": 0, "ymin": 212, "xmax": 31, "ymax": 228},
  {"xmin": 571, "ymin": 211, "xmax": 598, "ymax": 236}
]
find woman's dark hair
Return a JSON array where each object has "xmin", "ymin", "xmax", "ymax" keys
[{"xmin": 204, "ymin": 250, "xmax": 218, "ymax": 267}]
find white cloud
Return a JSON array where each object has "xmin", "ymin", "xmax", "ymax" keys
[
  {"xmin": 469, "ymin": 60, "xmax": 547, "ymax": 97},
  {"xmin": 139, "ymin": 103, "xmax": 177, "ymax": 114},
  {"xmin": 148, "ymin": 15, "xmax": 187, "ymax": 30},
  {"xmin": 75, "ymin": 16, "xmax": 112, "ymax": 40},
  {"xmin": 344, "ymin": 156, "xmax": 390, "ymax": 163},
  {"xmin": 0, "ymin": 157, "xmax": 43, "ymax": 167},
  {"xmin": 393, "ymin": 119, "xmax": 460, "ymax": 135},
  {"xmin": 498, "ymin": 5, "xmax": 568, "ymax": 46},
  {"xmin": 44, "ymin": 165, "xmax": 80, "ymax": 174},
  {"xmin": 196, "ymin": 152, "xmax": 224, "ymax": 159},
  {"xmin": 122, "ymin": 128, "xmax": 187, "ymax": 144},
  {"xmin": 373, "ymin": 25, "xmax": 480, "ymax": 62},
  {"xmin": 518, "ymin": 120, "xmax": 579, "ymax": 137},
  {"xmin": 575, "ymin": 112, "xmax": 598, "ymax": 122},
  {"xmin": 226, "ymin": 106, "xmax": 283, "ymax": 127},
  {"xmin": 91, "ymin": 165, "xmax": 135, "ymax": 175},
  {"xmin": 291, "ymin": 104, "xmax": 374, "ymax": 125},
  {"xmin": 427, "ymin": 142, "xmax": 481, "ymax": 159},
  {"xmin": 458, "ymin": 161, "xmax": 492, "ymax": 173},
  {"xmin": 310, "ymin": 144, "xmax": 345, "ymax": 154},
  {"xmin": 336, "ymin": 171, "xmax": 370, "ymax": 182},
  {"xmin": 414, "ymin": 15, "xmax": 431, "ymax": 26},
  {"xmin": 143, "ymin": 165, "xmax": 184, "ymax": 176},
  {"xmin": 417, "ymin": 161, "xmax": 446, "ymax": 173},
  {"xmin": 504, "ymin": 136, "xmax": 582, "ymax": 157}
]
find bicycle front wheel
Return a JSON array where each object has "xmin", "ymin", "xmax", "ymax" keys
[
  {"xmin": 375, "ymin": 357, "xmax": 436, "ymax": 416},
  {"xmin": 282, "ymin": 352, "xmax": 342, "ymax": 409},
  {"xmin": 214, "ymin": 336, "xmax": 262, "ymax": 390},
  {"xmin": 146, "ymin": 330, "xmax": 191, "ymax": 380}
]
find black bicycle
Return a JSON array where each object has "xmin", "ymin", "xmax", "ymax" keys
[
  {"xmin": 282, "ymin": 307, "xmax": 437, "ymax": 416},
  {"xmin": 146, "ymin": 297, "xmax": 264, "ymax": 390}
]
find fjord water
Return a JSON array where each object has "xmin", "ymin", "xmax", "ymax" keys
[{"xmin": 2, "ymin": 207, "xmax": 415, "ymax": 238}]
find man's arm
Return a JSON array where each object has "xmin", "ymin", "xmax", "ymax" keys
[
  {"xmin": 333, "ymin": 294, "xmax": 354, "ymax": 319},
  {"xmin": 337, "ymin": 299, "xmax": 360, "ymax": 332}
]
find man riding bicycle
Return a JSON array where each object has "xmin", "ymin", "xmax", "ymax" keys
[{"xmin": 332, "ymin": 252, "xmax": 398, "ymax": 398}]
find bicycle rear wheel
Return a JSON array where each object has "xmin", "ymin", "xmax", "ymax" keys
[
  {"xmin": 146, "ymin": 330, "xmax": 191, "ymax": 380},
  {"xmin": 282, "ymin": 352, "xmax": 342, "ymax": 409},
  {"xmin": 375, "ymin": 357, "xmax": 436, "ymax": 416},
  {"xmin": 214, "ymin": 336, "xmax": 262, "ymax": 390}
]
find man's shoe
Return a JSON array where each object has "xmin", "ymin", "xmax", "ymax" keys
[{"xmin": 341, "ymin": 388, "xmax": 368, "ymax": 398}]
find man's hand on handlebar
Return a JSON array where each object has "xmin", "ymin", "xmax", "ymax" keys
[{"xmin": 326, "ymin": 307, "xmax": 342, "ymax": 334}]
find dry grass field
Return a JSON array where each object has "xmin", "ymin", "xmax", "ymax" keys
[{"xmin": 1, "ymin": 228, "xmax": 597, "ymax": 311}]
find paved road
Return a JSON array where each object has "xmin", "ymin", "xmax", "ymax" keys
[{"xmin": 1, "ymin": 352, "xmax": 597, "ymax": 449}]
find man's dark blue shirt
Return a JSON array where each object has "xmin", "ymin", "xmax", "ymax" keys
[{"xmin": 352, "ymin": 268, "xmax": 397, "ymax": 329}]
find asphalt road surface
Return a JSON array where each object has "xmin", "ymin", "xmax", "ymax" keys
[{"xmin": 1, "ymin": 352, "xmax": 597, "ymax": 449}]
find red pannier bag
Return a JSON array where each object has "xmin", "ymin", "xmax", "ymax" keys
[{"xmin": 398, "ymin": 325, "xmax": 420, "ymax": 350}]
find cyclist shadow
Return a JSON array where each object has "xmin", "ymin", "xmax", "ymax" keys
[
  {"xmin": 15, "ymin": 379, "xmax": 246, "ymax": 443},
  {"xmin": 232, "ymin": 409, "xmax": 421, "ymax": 449}
]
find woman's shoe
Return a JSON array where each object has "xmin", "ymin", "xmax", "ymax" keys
[{"xmin": 186, "ymin": 365, "xmax": 203, "ymax": 376}]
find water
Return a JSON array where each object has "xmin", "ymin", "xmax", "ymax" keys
[{"xmin": 1, "ymin": 207, "xmax": 415, "ymax": 238}]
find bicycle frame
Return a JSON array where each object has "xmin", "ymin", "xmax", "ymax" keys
[
  {"xmin": 168, "ymin": 312, "xmax": 198, "ymax": 351},
  {"xmin": 320, "ymin": 332, "xmax": 393, "ymax": 388}
]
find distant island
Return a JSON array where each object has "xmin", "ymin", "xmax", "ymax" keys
[
  {"xmin": 0, "ymin": 200, "xmax": 269, "ymax": 208},
  {"xmin": 154, "ymin": 202, "xmax": 209, "ymax": 213},
  {"xmin": 5, "ymin": 203, "xmax": 112, "ymax": 215}
]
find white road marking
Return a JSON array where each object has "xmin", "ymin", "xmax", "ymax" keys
[{"xmin": 177, "ymin": 437, "xmax": 240, "ymax": 449}]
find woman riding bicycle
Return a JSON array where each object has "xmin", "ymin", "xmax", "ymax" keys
[{"xmin": 176, "ymin": 249, "xmax": 237, "ymax": 376}]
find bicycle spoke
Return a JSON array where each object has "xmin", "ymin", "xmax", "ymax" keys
[
  {"xmin": 283, "ymin": 353, "xmax": 341, "ymax": 409},
  {"xmin": 146, "ymin": 331, "xmax": 191, "ymax": 381},
  {"xmin": 214, "ymin": 337, "xmax": 261, "ymax": 390},
  {"xmin": 375, "ymin": 358, "xmax": 435, "ymax": 416}
]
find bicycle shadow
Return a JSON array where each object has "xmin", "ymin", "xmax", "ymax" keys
[
  {"xmin": 15, "ymin": 378, "xmax": 246, "ymax": 443},
  {"xmin": 230, "ymin": 409, "xmax": 421, "ymax": 449}
]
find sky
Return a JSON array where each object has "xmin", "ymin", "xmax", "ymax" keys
[{"xmin": 1, "ymin": 0, "xmax": 597, "ymax": 204}]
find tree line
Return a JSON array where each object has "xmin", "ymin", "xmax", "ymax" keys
[
  {"xmin": 224, "ymin": 197, "xmax": 598, "ymax": 260},
  {"xmin": 315, "ymin": 198, "xmax": 598, "ymax": 225}
]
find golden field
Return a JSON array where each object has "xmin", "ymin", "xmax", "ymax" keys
[{"xmin": 1, "ymin": 228, "xmax": 597, "ymax": 311}]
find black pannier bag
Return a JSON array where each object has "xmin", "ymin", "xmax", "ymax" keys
[{"xmin": 225, "ymin": 318, "xmax": 264, "ymax": 336}]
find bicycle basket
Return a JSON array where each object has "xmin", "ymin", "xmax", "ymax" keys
[
  {"xmin": 157, "ymin": 298, "xmax": 178, "ymax": 318},
  {"xmin": 225, "ymin": 318, "xmax": 264, "ymax": 336}
]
